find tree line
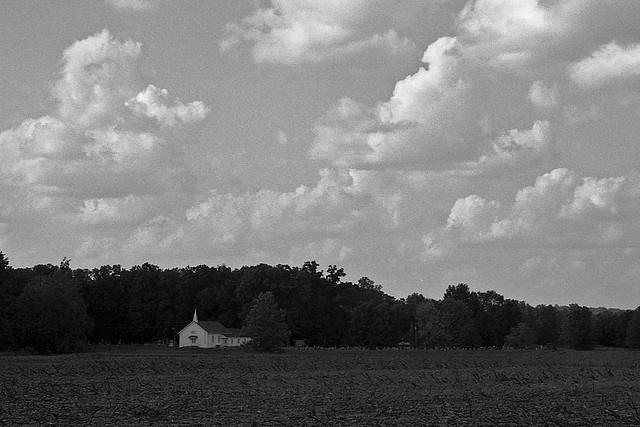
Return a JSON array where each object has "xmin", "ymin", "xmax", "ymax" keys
[{"xmin": 0, "ymin": 252, "xmax": 639, "ymax": 354}]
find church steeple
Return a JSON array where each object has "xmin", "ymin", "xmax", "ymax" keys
[{"xmin": 193, "ymin": 308, "xmax": 198, "ymax": 323}]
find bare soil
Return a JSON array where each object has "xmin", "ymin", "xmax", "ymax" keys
[{"xmin": 1, "ymin": 347, "xmax": 639, "ymax": 426}]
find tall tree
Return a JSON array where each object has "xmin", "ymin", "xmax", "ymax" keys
[
  {"xmin": 416, "ymin": 299, "xmax": 449, "ymax": 348},
  {"xmin": 0, "ymin": 252, "xmax": 24, "ymax": 349},
  {"xmin": 83, "ymin": 265, "xmax": 129, "ymax": 344},
  {"xmin": 534, "ymin": 305, "xmax": 560, "ymax": 346},
  {"xmin": 12, "ymin": 276, "xmax": 93, "ymax": 354},
  {"xmin": 343, "ymin": 299, "xmax": 408, "ymax": 348},
  {"xmin": 242, "ymin": 291, "xmax": 290, "ymax": 352},
  {"xmin": 126, "ymin": 263, "xmax": 163, "ymax": 343},
  {"xmin": 625, "ymin": 308, "xmax": 640, "ymax": 349},
  {"xmin": 405, "ymin": 293, "xmax": 427, "ymax": 348},
  {"xmin": 494, "ymin": 299, "xmax": 523, "ymax": 346},
  {"xmin": 444, "ymin": 283, "xmax": 472, "ymax": 302},
  {"xmin": 560, "ymin": 304, "xmax": 595, "ymax": 350},
  {"xmin": 476, "ymin": 291, "xmax": 504, "ymax": 346},
  {"xmin": 594, "ymin": 310, "xmax": 619, "ymax": 347},
  {"xmin": 440, "ymin": 298, "xmax": 478, "ymax": 348},
  {"xmin": 0, "ymin": 251, "xmax": 9, "ymax": 274}
]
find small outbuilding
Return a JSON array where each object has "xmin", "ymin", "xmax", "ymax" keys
[{"xmin": 178, "ymin": 310, "xmax": 251, "ymax": 348}]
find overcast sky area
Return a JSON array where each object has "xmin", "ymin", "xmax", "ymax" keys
[{"xmin": 1, "ymin": 0, "xmax": 639, "ymax": 308}]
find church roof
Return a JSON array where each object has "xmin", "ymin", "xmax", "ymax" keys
[
  {"xmin": 225, "ymin": 328, "xmax": 245, "ymax": 337},
  {"xmin": 178, "ymin": 310, "xmax": 250, "ymax": 338},
  {"xmin": 197, "ymin": 321, "xmax": 231, "ymax": 335}
]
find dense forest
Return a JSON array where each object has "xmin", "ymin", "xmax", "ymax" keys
[{"xmin": 1, "ymin": 252, "xmax": 639, "ymax": 354}]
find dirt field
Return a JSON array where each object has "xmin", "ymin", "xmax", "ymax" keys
[{"xmin": 1, "ymin": 347, "xmax": 639, "ymax": 426}]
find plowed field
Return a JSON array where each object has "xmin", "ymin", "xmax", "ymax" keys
[{"xmin": 1, "ymin": 347, "xmax": 639, "ymax": 426}]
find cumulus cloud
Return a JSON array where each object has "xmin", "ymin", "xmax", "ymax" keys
[
  {"xmin": 559, "ymin": 176, "xmax": 627, "ymax": 219},
  {"xmin": 425, "ymin": 168, "xmax": 640, "ymax": 258},
  {"xmin": 79, "ymin": 195, "xmax": 156, "ymax": 226},
  {"xmin": 456, "ymin": 0, "xmax": 558, "ymax": 69},
  {"xmin": 0, "ymin": 28, "xmax": 210, "ymax": 268},
  {"xmin": 310, "ymin": 35, "xmax": 555, "ymax": 174},
  {"xmin": 0, "ymin": 117, "xmax": 81, "ymax": 188},
  {"xmin": 309, "ymin": 37, "xmax": 473, "ymax": 169},
  {"xmin": 458, "ymin": 0, "xmax": 550, "ymax": 37},
  {"xmin": 111, "ymin": 167, "xmax": 405, "ymax": 266},
  {"xmin": 528, "ymin": 81, "xmax": 559, "ymax": 109},
  {"xmin": 126, "ymin": 85, "xmax": 210, "ymax": 127},
  {"xmin": 54, "ymin": 29, "xmax": 141, "ymax": 130},
  {"xmin": 569, "ymin": 42, "xmax": 640, "ymax": 88},
  {"xmin": 5, "ymin": 1, "xmax": 640, "ymax": 309},
  {"xmin": 75, "ymin": 236, "xmax": 115, "ymax": 260},
  {"xmin": 519, "ymin": 255, "xmax": 547, "ymax": 276},
  {"xmin": 125, "ymin": 216, "xmax": 184, "ymax": 255},
  {"xmin": 220, "ymin": 0, "xmax": 415, "ymax": 64},
  {"xmin": 0, "ymin": 29, "xmax": 208, "ymax": 200},
  {"xmin": 287, "ymin": 238, "xmax": 353, "ymax": 265},
  {"xmin": 106, "ymin": 0, "xmax": 157, "ymax": 11},
  {"xmin": 185, "ymin": 168, "xmax": 375, "ymax": 245},
  {"xmin": 308, "ymin": 0, "xmax": 640, "ymax": 177},
  {"xmin": 307, "ymin": 0, "xmax": 640, "ymax": 178},
  {"xmin": 277, "ymin": 131, "xmax": 288, "ymax": 146},
  {"xmin": 457, "ymin": 120, "xmax": 553, "ymax": 176},
  {"xmin": 453, "ymin": 0, "xmax": 640, "ymax": 74}
]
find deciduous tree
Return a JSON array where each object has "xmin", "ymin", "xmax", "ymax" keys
[
  {"xmin": 13, "ymin": 276, "xmax": 93, "ymax": 354},
  {"xmin": 504, "ymin": 322, "xmax": 536, "ymax": 349},
  {"xmin": 416, "ymin": 299, "xmax": 449, "ymax": 348},
  {"xmin": 242, "ymin": 291, "xmax": 290, "ymax": 352},
  {"xmin": 625, "ymin": 308, "xmax": 640, "ymax": 349},
  {"xmin": 560, "ymin": 304, "xmax": 595, "ymax": 350}
]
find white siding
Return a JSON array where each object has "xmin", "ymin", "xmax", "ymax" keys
[
  {"xmin": 178, "ymin": 322, "xmax": 210, "ymax": 348},
  {"xmin": 224, "ymin": 336, "xmax": 251, "ymax": 347},
  {"xmin": 178, "ymin": 322, "xmax": 252, "ymax": 348}
]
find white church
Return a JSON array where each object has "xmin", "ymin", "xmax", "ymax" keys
[{"xmin": 178, "ymin": 310, "xmax": 251, "ymax": 348}]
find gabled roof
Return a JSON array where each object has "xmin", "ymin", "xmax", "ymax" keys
[
  {"xmin": 197, "ymin": 321, "xmax": 231, "ymax": 335},
  {"xmin": 177, "ymin": 320, "xmax": 197, "ymax": 335},
  {"xmin": 225, "ymin": 328, "xmax": 246, "ymax": 337},
  {"xmin": 178, "ymin": 318, "xmax": 250, "ymax": 338}
]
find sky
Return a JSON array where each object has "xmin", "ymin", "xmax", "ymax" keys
[{"xmin": 1, "ymin": 0, "xmax": 639, "ymax": 309}]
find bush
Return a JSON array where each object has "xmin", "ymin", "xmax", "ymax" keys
[{"xmin": 504, "ymin": 323, "xmax": 536, "ymax": 349}]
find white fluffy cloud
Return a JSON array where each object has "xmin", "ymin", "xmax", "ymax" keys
[
  {"xmin": 425, "ymin": 168, "xmax": 640, "ymax": 256},
  {"xmin": 75, "ymin": 236, "xmax": 115, "ymax": 261},
  {"xmin": 528, "ymin": 81, "xmax": 559, "ymax": 109},
  {"xmin": 559, "ymin": 176, "xmax": 628, "ymax": 219},
  {"xmin": 4, "ymin": 2, "xmax": 640, "ymax": 309},
  {"xmin": 106, "ymin": 0, "xmax": 156, "ymax": 11},
  {"xmin": 54, "ymin": 29, "xmax": 141, "ymax": 130},
  {"xmin": 185, "ymin": 168, "xmax": 376, "ymax": 244},
  {"xmin": 287, "ymin": 238, "xmax": 352, "ymax": 265},
  {"xmin": 455, "ymin": 0, "xmax": 560, "ymax": 71},
  {"xmin": 309, "ymin": 37, "xmax": 474, "ymax": 169},
  {"xmin": 307, "ymin": 0, "xmax": 640, "ymax": 179},
  {"xmin": 306, "ymin": 0, "xmax": 611, "ymax": 174},
  {"xmin": 569, "ymin": 42, "xmax": 640, "ymax": 89},
  {"xmin": 79, "ymin": 195, "xmax": 156, "ymax": 226},
  {"xmin": 126, "ymin": 85, "xmax": 210, "ymax": 127},
  {"xmin": 125, "ymin": 216, "xmax": 184, "ymax": 255},
  {"xmin": 0, "ymin": 29, "xmax": 208, "ymax": 200},
  {"xmin": 220, "ymin": 0, "xmax": 415, "ymax": 64},
  {"xmin": 115, "ymin": 167, "xmax": 405, "ymax": 267},
  {"xmin": 0, "ymin": 29, "xmax": 209, "ymax": 267},
  {"xmin": 310, "ymin": 35, "xmax": 555, "ymax": 174},
  {"xmin": 457, "ymin": 120, "xmax": 553, "ymax": 176}
]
